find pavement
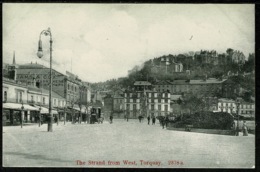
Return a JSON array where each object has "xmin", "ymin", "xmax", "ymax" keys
[{"xmin": 3, "ymin": 119, "xmax": 255, "ymax": 168}]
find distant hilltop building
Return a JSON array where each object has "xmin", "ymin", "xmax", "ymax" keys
[
  {"xmin": 231, "ymin": 50, "xmax": 246, "ymax": 64},
  {"xmin": 151, "ymin": 57, "xmax": 183, "ymax": 74}
]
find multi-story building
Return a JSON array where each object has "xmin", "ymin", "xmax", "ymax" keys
[
  {"xmin": 231, "ymin": 50, "xmax": 246, "ymax": 64},
  {"xmin": 155, "ymin": 80, "xmax": 189, "ymax": 94},
  {"xmin": 124, "ymin": 89, "xmax": 171, "ymax": 118},
  {"xmin": 217, "ymin": 98, "xmax": 255, "ymax": 118},
  {"xmin": 154, "ymin": 80, "xmax": 172, "ymax": 93},
  {"xmin": 103, "ymin": 88, "xmax": 125, "ymax": 118},
  {"xmin": 134, "ymin": 81, "xmax": 152, "ymax": 91},
  {"xmin": 239, "ymin": 101, "xmax": 255, "ymax": 119},
  {"xmin": 3, "ymin": 78, "xmax": 38, "ymax": 125},
  {"xmin": 151, "ymin": 57, "xmax": 184, "ymax": 74},
  {"xmin": 8, "ymin": 62, "xmax": 90, "ymax": 115},
  {"xmin": 2, "ymin": 77, "xmax": 69, "ymax": 125},
  {"xmin": 154, "ymin": 78, "xmax": 237, "ymax": 98}
]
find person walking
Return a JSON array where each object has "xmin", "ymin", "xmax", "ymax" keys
[
  {"xmin": 152, "ymin": 116, "xmax": 156, "ymax": 125},
  {"xmin": 147, "ymin": 116, "xmax": 151, "ymax": 125},
  {"xmin": 165, "ymin": 115, "xmax": 169, "ymax": 128},
  {"xmin": 162, "ymin": 117, "xmax": 166, "ymax": 129},
  {"xmin": 138, "ymin": 116, "xmax": 142, "ymax": 123},
  {"xmin": 242, "ymin": 120, "xmax": 248, "ymax": 136},
  {"xmin": 109, "ymin": 115, "xmax": 113, "ymax": 124}
]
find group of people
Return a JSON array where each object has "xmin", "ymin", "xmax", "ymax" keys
[{"xmin": 147, "ymin": 116, "xmax": 156, "ymax": 125}]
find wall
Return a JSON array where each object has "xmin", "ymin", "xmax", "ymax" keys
[{"xmin": 3, "ymin": 81, "xmax": 28, "ymax": 103}]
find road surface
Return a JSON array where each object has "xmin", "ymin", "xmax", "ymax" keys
[{"xmin": 3, "ymin": 119, "xmax": 255, "ymax": 168}]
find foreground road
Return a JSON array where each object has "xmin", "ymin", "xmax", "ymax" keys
[{"xmin": 3, "ymin": 119, "xmax": 254, "ymax": 168}]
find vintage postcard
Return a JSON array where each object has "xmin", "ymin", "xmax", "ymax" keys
[{"xmin": 2, "ymin": 3, "xmax": 255, "ymax": 168}]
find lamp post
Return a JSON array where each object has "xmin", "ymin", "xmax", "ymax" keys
[
  {"xmin": 21, "ymin": 102, "xmax": 24, "ymax": 128},
  {"xmin": 37, "ymin": 27, "xmax": 53, "ymax": 132},
  {"xmin": 235, "ymin": 98, "xmax": 241, "ymax": 136},
  {"xmin": 39, "ymin": 107, "xmax": 41, "ymax": 127}
]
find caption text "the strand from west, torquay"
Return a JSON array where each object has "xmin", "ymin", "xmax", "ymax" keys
[{"xmin": 76, "ymin": 160, "xmax": 184, "ymax": 167}]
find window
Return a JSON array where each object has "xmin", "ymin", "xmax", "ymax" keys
[
  {"xmin": 31, "ymin": 95, "xmax": 34, "ymax": 102},
  {"xmin": 68, "ymin": 84, "xmax": 70, "ymax": 90},
  {"xmin": 158, "ymin": 105, "xmax": 161, "ymax": 110},
  {"xmin": 54, "ymin": 99, "xmax": 56, "ymax": 106},
  {"xmin": 75, "ymin": 87, "xmax": 77, "ymax": 92},
  {"xmin": 19, "ymin": 92, "xmax": 22, "ymax": 103},
  {"xmin": 4, "ymin": 91, "xmax": 7, "ymax": 102},
  {"xmin": 43, "ymin": 97, "xmax": 46, "ymax": 105},
  {"xmin": 133, "ymin": 104, "xmax": 136, "ymax": 110},
  {"xmin": 58, "ymin": 100, "xmax": 61, "ymax": 107},
  {"xmin": 151, "ymin": 104, "xmax": 154, "ymax": 110},
  {"xmin": 165, "ymin": 105, "xmax": 168, "ymax": 112},
  {"xmin": 165, "ymin": 99, "xmax": 168, "ymax": 103}
]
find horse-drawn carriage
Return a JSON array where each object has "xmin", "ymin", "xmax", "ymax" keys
[{"xmin": 90, "ymin": 107, "xmax": 104, "ymax": 124}]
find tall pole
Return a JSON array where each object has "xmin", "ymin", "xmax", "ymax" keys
[
  {"xmin": 49, "ymin": 31, "xmax": 53, "ymax": 131},
  {"xmin": 21, "ymin": 102, "xmax": 24, "ymax": 128},
  {"xmin": 37, "ymin": 28, "xmax": 53, "ymax": 132}
]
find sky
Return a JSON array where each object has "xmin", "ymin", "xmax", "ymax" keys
[{"xmin": 3, "ymin": 4, "xmax": 254, "ymax": 83}]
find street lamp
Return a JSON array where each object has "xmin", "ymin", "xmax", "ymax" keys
[
  {"xmin": 21, "ymin": 102, "xmax": 24, "ymax": 128},
  {"xmin": 37, "ymin": 106, "xmax": 41, "ymax": 126},
  {"xmin": 37, "ymin": 27, "xmax": 53, "ymax": 132},
  {"xmin": 235, "ymin": 98, "xmax": 241, "ymax": 136}
]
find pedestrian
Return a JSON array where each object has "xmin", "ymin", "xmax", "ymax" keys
[
  {"xmin": 54, "ymin": 115, "xmax": 57, "ymax": 123},
  {"xmin": 147, "ymin": 116, "xmax": 150, "ymax": 125},
  {"xmin": 165, "ymin": 116, "xmax": 169, "ymax": 128},
  {"xmin": 242, "ymin": 120, "xmax": 248, "ymax": 136},
  {"xmin": 126, "ymin": 115, "xmax": 129, "ymax": 122},
  {"xmin": 138, "ymin": 116, "xmax": 141, "ymax": 123},
  {"xmin": 162, "ymin": 117, "xmax": 166, "ymax": 129},
  {"xmin": 152, "ymin": 116, "xmax": 156, "ymax": 125},
  {"xmin": 109, "ymin": 115, "xmax": 113, "ymax": 124}
]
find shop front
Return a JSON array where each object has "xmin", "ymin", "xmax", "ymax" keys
[{"xmin": 3, "ymin": 103, "xmax": 40, "ymax": 126}]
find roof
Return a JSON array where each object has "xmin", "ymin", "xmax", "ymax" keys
[
  {"xmin": 113, "ymin": 95, "xmax": 124, "ymax": 99},
  {"xmin": 134, "ymin": 81, "xmax": 151, "ymax": 86},
  {"xmin": 154, "ymin": 80, "xmax": 172, "ymax": 85},
  {"xmin": 18, "ymin": 63, "xmax": 47, "ymax": 69},
  {"xmin": 218, "ymin": 98, "xmax": 235, "ymax": 103},
  {"xmin": 27, "ymin": 86, "xmax": 65, "ymax": 99},
  {"xmin": 16, "ymin": 68, "xmax": 65, "ymax": 77},
  {"xmin": 3, "ymin": 77, "xmax": 28, "ymax": 88},
  {"xmin": 190, "ymin": 78, "xmax": 227, "ymax": 84},
  {"xmin": 170, "ymin": 80, "xmax": 189, "ymax": 85}
]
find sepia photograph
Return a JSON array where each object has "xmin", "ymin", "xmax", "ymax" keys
[{"xmin": 2, "ymin": 3, "xmax": 255, "ymax": 168}]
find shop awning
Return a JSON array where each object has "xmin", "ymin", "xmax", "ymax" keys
[
  {"xmin": 33, "ymin": 105, "xmax": 58, "ymax": 114},
  {"xmin": 3, "ymin": 103, "xmax": 39, "ymax": 111}
]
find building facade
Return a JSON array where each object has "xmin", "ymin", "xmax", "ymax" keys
[
  {"xmin": 124, "ymin": 90, "xmax": 171, "ymax": 118},
  {"xmin": 154, "ymin": 78, "xmax": 237, "ymax": 98}
]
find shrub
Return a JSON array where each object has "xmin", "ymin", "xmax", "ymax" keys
[{"xmin": 170, "ymin": 111, "xmax": 234, "ymax": 130}]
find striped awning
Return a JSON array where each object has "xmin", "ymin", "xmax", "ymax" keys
[
  {"xmin": 33, "ymin": 105, "xmax": 58, "ymax": 114},
  {"xmin": 3, "ymin": 103, "xmax": 39, "ymax": 111}
]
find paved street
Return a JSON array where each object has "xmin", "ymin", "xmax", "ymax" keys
[{"xmin": 3, "ymin": 119, "xmax": 254, "ymax": 168}]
